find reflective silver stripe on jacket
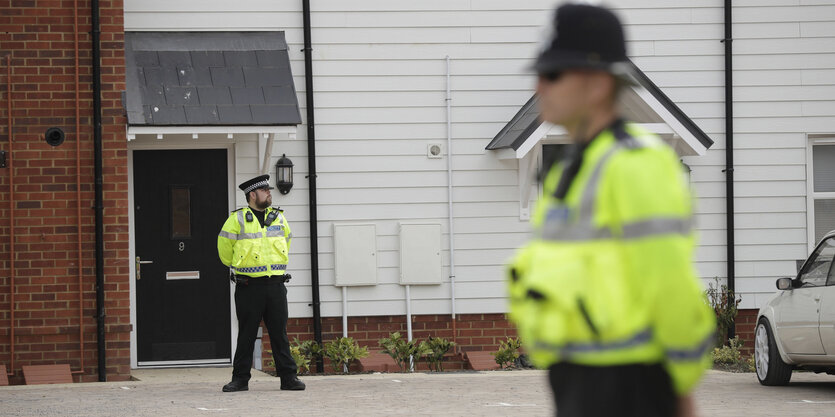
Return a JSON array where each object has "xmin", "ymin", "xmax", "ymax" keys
[
  {"xmin": 535, "ymin": 328, "xmax": 653, "ymax": 357},
  {"xmin": 539, "ymin": 222, "xmax": 613, "ymax": 241},
  {"xmin": 218, "ymin": 231, "xmax": 237, "ymax": 240},
  {"xmin": 666, "ymin": 332, "xmax": 715, "ymax": 361},
  {"xmin": 621, "ymin": 217, "xmax": 692, "ymax": 239},
  {"xmin": 538, "ymin": 138, "xmax": 693, "ymax": 242},
  {"xmin": 237, "ymin": 210, "xmax": 246, "ymax": 231},
  {"xmin": 537, "ymin": 143, "xmax": 622, "ymax": 241},
  {"xmin": 218, "ymin": 230, "xmax": 261, "ymax": 240}
]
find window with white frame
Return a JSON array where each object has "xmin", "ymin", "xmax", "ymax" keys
[{"xmin": 811, "ymin": 142, "xmax": 835, "ymax": 245}]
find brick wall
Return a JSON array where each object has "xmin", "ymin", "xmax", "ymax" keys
[
  {"xmin": 260, "ymin": 314, "xmax": 518, "ymax": 372},
  {"xmin": 0, "ymin": 0, "xmax": 128, "ymax": 384},
  {"xmin": 735, "ymin": 308, "xmax": 758, "ymax": 357},
  {"xmin": 259, "ymin": 310, "xmax": 764, "ymax": 372}
]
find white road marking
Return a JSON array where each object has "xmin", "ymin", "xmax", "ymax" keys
[
  {"xmin": 789, "ymin": 400, "xmax": 835, "ymax": 404},
  {"xmin": 485, "ymin": 402, "xmax": 538, "ymax": 407}
]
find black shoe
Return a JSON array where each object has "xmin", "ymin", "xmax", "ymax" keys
[
  {"xmin": 280, "ymin": 375, "xmax": 305, "ymax": 391},
  {"xmin": 222, "ymin": 379, "xmax": 249, "ymax": 392}
]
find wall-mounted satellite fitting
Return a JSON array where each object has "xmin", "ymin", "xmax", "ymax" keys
[{"xmin": 45, "ymin": 127, "xmax": 66, "ymax": 147}]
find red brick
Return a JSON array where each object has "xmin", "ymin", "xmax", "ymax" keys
[{"xmin": 1, "ymin": 0, "xmax": 129, "ymax": 385}]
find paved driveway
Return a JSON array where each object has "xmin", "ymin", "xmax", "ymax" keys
[
  {"xmin": 694, "ymin": 371, "xmax": 835, "ymax": 417},
  {"xmin": 0, "ymin": 368, "xmax": 832, "ymax": 416}
]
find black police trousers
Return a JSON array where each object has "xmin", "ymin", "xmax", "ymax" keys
[
  {"xmin": 548, "ymin": 362, "xmax": 676, "ymax": 417},
  {"xmin": 232, "ymin": 277, "xmax": 297, "ymax": 381}
]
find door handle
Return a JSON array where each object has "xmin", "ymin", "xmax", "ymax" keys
[{"xmin": 135, "ymin": 256, "xmax": 154, "ymax": 280}]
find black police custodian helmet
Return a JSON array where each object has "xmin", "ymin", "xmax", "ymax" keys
[
  {"xmin": 238, "ymin": 174, "xmax": 273, "ymax": 194},
  {"xmin": 534, "ymin": 3, "xmax": 629, "ymax": 74}
]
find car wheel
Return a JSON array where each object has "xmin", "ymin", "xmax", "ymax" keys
[{"xmin": 755, "ymin": 317, "xmax": 792, "ymax": 386}]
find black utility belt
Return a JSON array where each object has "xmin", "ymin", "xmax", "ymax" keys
[{"xmin": 232, "ymin": 274, "xmax": 291, "ymax": 285}]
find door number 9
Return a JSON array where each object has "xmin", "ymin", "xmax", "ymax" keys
[{"xmin": 178, "ymin": 241, "xmax": 185, "ymax": 252}]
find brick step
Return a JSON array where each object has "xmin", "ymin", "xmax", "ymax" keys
[
  {"xmin": 357, "ymin": 351, "xmax": 469, "ymax": 372},
  {"xmin": 464, "ymin": 351, "xmax": 500, "ymax": 371},
  {"xmin": 357, "ymin": 351, "xmax": 399, "ymax": 373},
  {"xmin": 0, "ymin": 364, "xmax": 8, "ymax": 386},
  {"xmin": 22, "ymin": 364, "xmax": 73, "ymax": 385}
]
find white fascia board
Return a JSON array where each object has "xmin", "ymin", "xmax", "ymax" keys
[
  {"xmin": 631, "ymin": 86, "xmax": 707, "ymax": 156},
  {"xmin": 640, "ymin": 123, "xmax": 675, "ymax": 135},
  {"xmin": 126, "ymin": 125, "xmax": 297, "ymax": 141},
  {"xmin": 515, "ymin": 122, "xmax": 564, "ymax": 159},
  {"xmin": 493, "ymin": 148, "xmax": 518, "ymax": 160}
]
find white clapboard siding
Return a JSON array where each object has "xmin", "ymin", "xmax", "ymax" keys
[{"xmin": 125, "ymin": 0, "xmax": 835, "ymax": 314}]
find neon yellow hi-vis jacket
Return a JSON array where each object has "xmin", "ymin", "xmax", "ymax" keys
[
  {"xmin": 217, "ymin": 206, "xmax": 292, "ymax": 277},
  {"xmin": 508, "ymin": 121, "xmax": 715, "ymax": 396}
]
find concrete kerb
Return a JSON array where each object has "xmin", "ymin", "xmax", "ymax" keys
[{"xmin": 0, "ymin": 366, "xmax": 545, "ymax": 389}]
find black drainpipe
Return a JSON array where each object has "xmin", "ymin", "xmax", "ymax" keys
[
  {"xmin": 301, "ymin": 0, "xmax": 324, "ymax": 373},
  {"xmin": 722, "ymin": 0, "xmax": 735, "ymax": 340},
  {"xmin": 91, "ymin": 0, "xmax": 106, "ymax": 381}
]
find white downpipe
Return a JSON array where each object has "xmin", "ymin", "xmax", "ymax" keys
[
  {"xmin": 342, "ymin": 286, "xmax": 348, "ymax": 373},
  {"xmin": 406, "ymin": 284, "xmax": 414, "ymax": 371},
  {"xmin": 446, "ymin": 56, "xmax": 456, "ymax": 321},
  {"xmin": 259, "ymin": 133, "xmax": 274, "ymax": 175},
  {"xmin": 342, "ymin": 286, "xmax": 348, "ymax": 338}
]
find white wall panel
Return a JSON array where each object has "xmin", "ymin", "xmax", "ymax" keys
[
  {"xmin": 399, "ymin": 224, "xmax": 443, "ymax": 285},
  {"xmin": 334, "ymin": 224, "xmax": 378, "ymax": 286}
]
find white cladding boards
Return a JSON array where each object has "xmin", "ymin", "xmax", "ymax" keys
[
  {"xmin": 124, "ymin": 1, "xmax": 835, "ymax": 312},
  {"xmin": 333, "ymin": 224, "xmax": 377, "ymax": 286},
  {"xmin": 399, "ymin": 224, "xmax": 443, "ymax": 285}
]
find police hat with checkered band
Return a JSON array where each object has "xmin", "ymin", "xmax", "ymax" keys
[{"xmin": 238, "ymin": 174, "xmax": 273, "ymax": 194}]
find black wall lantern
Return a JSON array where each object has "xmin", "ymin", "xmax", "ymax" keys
[{"xmin": 275, "ymin": 154, "xmax": 294, "ymax": 195}]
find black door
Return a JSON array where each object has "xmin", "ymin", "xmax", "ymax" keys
[{"xmin": 134, "ymin": 149, "xmax": 231, "ymax": 363}]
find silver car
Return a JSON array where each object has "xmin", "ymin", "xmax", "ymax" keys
[{"xmin": 755, "ymin": 230, "xmax": 835, "ymax": 385}]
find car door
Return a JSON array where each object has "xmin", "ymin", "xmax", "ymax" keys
[
  {"xmin": 819, "ymin": 238, "xmax": 835, "ymax": 357},
  {"xmin": 776, "ymin": 238, "xmax": 832, "ymax": 355}
]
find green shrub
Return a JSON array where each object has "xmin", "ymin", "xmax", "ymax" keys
[
  {"xmin": 290, "ymin": 338, "xmax": 322, "ymax": 374},
  {"xmin": 712, "ymin": 336, "xmax": 753, "ymax": 372},
  {"xmin": 290, "ymin": 346, "xmax": 311, "ymax": 374},
  {"xmin": 423, "ymin": 337, "xmax": 457, "ymax": 372},
  {"xmin": 379, "ymin": 332, "xmax": 430, "ymax": 372},
  {"xmin": 323, "ymin": 337, "xmax": 369, "ymax": 374},
  {"xmin": 712, "ymin": 336, "xmax": 743, "ymax": 364},
  {"xmin": 705, "ymin": 277, "xmax": 741, "ymax": 346},
  {"xmin": 492, "ymin": 337, "xmax": 523, "ymax": 369},
  {"xmin": 293, "ymin": 338, "xmax": 323, "ymax": 360}
]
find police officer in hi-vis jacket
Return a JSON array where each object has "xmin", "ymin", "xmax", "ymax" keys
[
  {"xmin": 218, "ymin": 174, "xmax": 304, "ymax": 392},
  {"xmin": 508, "ymin": 4, "xmax": 715, "ymax": 417}
]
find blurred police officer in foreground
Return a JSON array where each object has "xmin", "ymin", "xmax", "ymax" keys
[
  {"xmin": 507, "ymin": 3, "xmax": 715, "ymax": 417},
  {"xmin": 218, "ymin": 174, "xmax": 305, "ymax": 392}
]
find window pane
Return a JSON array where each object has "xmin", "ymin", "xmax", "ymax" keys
[
  {"xmin": 800, "ymin": 237, "xmax": 835, "ymax": 287},
  {"xmin": 815, "ymin": 199, "xmax": 835, "ymax": 245},
  {"xmin": 171, "ymin": 186, "xmax": 191, "ymax": 239},
  {"xmin": 540, "ymin": 144, "xmax": 568, "ymax": 183},
  {"xmin": 813, "ymin": 144, "xmax": 835, "ymax": 192}
]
